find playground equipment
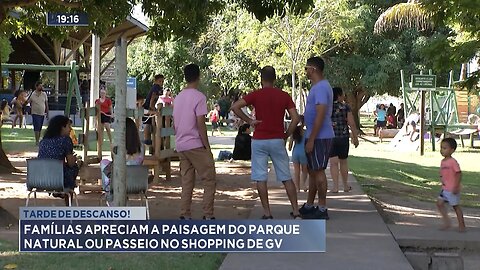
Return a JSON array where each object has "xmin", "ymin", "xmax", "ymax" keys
[
  {"xmin": 395, "ymin": 70, "xmax": 479, "ymax": 154},
  {"xmin": 142, "ymin": 103, "xmax": 175, "ymax": 183},
  {"xmin": 2, "ymin": 61, "xmax": 175, "ymax": 191},
  {"xmin": 77, "ymin": 102, "xmax": 175, "ymax": 193}
]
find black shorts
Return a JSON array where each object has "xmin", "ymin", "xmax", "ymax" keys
[
  {"xmin": 143, "ymin": 115, "xmax": 154, "ymax": 125},
  {"xmin": 377, "ymin": 120, "xmax": 386, "ymax": 127},
  {"xmin": 212, "ymin": 121, "xmax": 219, "ymax": 129},
  {"xmin": 100, "ymin": 114, "xmax": 112, "ymax": 124},
  {"xmin": 305, "ymin": 138, "xmax": 333, "ymax": 171},
  {"xmin": 329, "ymin": 137, "xmax": 350, "ymax": 159}
]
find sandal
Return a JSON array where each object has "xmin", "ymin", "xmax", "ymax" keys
[
  {"xmin": 261, "ymin": 215, "xmax": 273, "ymax": 219},
  {"xmin": 330, "ymin": 190, "xmax": 339, "ymax": 193},
  {"xmin": 52, "ymin": 192, "xmax": 66, "ymax": 199},
  {"xmin": 293, "ymin": 214, "xmax": 302, "ymax": 220},
  {"xmin": 344, "ymin": 186, "xmax": 352, "ymax": 192}
]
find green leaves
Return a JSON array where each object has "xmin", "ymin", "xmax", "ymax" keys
[
  {"xmin": 374, "ymin": 2, "xmax": 434, "ymax": 34},
  {"xmin": 0, "ymin": 36, "xmax": 13, "ymax": 63},
  {"xmin": 142, "ymin": 0, "xmax": 224, "ymax": 41},
  {"xmin": 237, "ymin": 0, "xmax": 314, "ymax": 22}
]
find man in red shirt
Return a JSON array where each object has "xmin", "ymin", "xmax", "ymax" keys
[{"xmin": 231, "ymin": 66, "xmax": 301, "ymax": 219}]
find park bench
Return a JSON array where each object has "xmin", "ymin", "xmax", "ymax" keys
[
  {"xmin": 99, "ymin": 165, "xmax": 150, "ymax": 219},
  {"xmin": 26, "ymin": 158, "xmax": 79, "ymax": 207}
]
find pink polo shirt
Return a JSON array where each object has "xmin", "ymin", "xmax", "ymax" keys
[
  {"xmin": 440, "ymin": 157, "xmax": 461, "ymax": 192},
  {"xmin": 172, "ymin": 88, "xmax": 208, "ymax": 152}
]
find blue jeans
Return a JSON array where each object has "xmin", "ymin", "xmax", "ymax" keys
[{"xmin": 32, "ymin": 114, "xmax": 44, "ymax": 132}]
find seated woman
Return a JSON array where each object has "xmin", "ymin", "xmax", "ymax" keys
[
  {"xmin": 386, "ymin": 113, "xmax": 396, "ymax": 129},
  {"xmin": 38, "ymin": 115, "xmax": 80, "ymax": 205},
  {"xmin": 101, "ymin": 117, "xmax": 145, "ymax": 203},
  {"xmin": 0, "ymin": 99, "xmax": 12, "ymax": 125},
  {"xmin": 232, "ymin": 124, "xmax": 252, "ymax": 161}
]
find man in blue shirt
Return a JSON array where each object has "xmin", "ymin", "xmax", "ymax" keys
[{"xmin": 301, "ymin": 57, "xmax": 335, "ymax": 220}]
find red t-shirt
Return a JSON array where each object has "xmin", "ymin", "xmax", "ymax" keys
[
  {"xmin": 95, "ymin": 98, "xmax": 112, "ymax": 114},
  {"xmin": 243, "ymin": 87, "xmax": 295, "ymax": 139}
]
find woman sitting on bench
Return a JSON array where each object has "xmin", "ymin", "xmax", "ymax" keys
[{"xmin": 38, "ymin": 115, "xmax": 80, "ymax": 205}]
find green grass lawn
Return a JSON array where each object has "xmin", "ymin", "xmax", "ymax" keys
[
  {"xmin": 1, "ymin": 126, "xmax": 38, "ymax": 152},
  {"xmin": 0, "ymin": 239, "xmax": 224, "ymax": 270},
  {"xmin": 359, "ymin": 114, "xmax": 375, "ymax": 128},
  {"xmin": 349, "ymin": 139, "xmax": 480, "ymax": 208}
]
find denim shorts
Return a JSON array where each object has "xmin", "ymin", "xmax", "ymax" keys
[
  {"xmin": 439, "ymin": 189, "xmax": 460, "ymax": 206},
  {"xmin": 251, "ymin": 139, "xmax": 291, "ymax": 182},
  {"xmin": 291, "ymin": 150, "xmax": 308, "ymax": 165},
  {"xmin": 32, "ymin": 114, "xmax": 45, "ymax": 132}
]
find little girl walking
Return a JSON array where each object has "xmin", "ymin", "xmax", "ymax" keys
[{"xmin": 288, "ymin": 115, "xmax": 308, "ymax": 192}]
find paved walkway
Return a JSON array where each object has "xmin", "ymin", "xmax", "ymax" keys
[{"xmin": 220, "ymin": 168, "xmax": 413, "ymax": 270}]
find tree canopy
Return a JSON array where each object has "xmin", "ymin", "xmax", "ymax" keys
[
  {"xmin": 0, "ymin": 36, "xmax": 12, "ymax": 63},
  {"xmin": 0, "ymin": 0, "xmax": 315, "ymax": 41},
  {"xmin": 374, "ymin": 0, "xmax": 480, "ymax": 90}
]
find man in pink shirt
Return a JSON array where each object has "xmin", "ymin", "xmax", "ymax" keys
[{"xmin": 173, "ymin": 64, "xmax": 216, "ymax": 220}]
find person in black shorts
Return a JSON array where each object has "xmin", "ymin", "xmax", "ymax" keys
[
  {"xmin": 95, "ymin": 88, "xmax": 113, "ymax": 144},
  {"xmin": 142, "ymin": 74, "xmax": 164, "ymax": 150},
  {"xmin": 329, "ymin": 87, "xmax": 359, "ymax": 193},
  {"xmin": 300, "ymin": 57, "xmax": 335, "ymax": 220}
]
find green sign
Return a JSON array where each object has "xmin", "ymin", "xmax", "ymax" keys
[{"xmin": 411, "ymin": 74, "xmax": 436, "ymax": 89}]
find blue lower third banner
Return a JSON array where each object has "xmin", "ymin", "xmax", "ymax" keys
[{"xmin": 20, "ymin": 220, "xmax": 325, "ymax": 252}]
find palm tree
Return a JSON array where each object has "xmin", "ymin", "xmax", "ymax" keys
[{"xmin": 374, "ymin": 1, "xmax": 433, "ymax": 34}]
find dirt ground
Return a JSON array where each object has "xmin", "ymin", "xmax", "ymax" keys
[
  {"xmin": 2, "ymin": 149, "xmax": 479, "ymax": 243},
  {"xmin": 0, "ymin": 156, "xmax": 257, "ymax": 243}
]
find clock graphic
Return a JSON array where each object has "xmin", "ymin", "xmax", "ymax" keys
[{"xmin": 46, "ymin": 12, "xmax": 89, "ymax": 26}]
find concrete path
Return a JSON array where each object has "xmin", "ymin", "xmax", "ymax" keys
[
  {"xmin": 219, "ymin": 168, "xmax": 413, "ymax": 270},
  {"xmin": 389, "ymin": 224, "xmax": 480, "ymax": 250}
]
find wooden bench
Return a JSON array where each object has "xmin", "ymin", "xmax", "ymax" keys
[{"xmin": 78, "ymin": 164, "xmax": 103, "ymax": 194}]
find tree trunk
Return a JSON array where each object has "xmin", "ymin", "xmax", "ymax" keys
[
  {"xmin": 0, "ymin": 125, "xmax": 20, "ymax": 173},
  {"xmin": 346, "ymin": 87, "xmax": 370, "ymax": 135},
  {"xmin": 299, "ymin": 80, "xmax": 305, "ymax": 115},
  {"xmin": 0, "ymin": 31, "xmax": 19, "ymax": 173},
  {"xmin": 291, "ymin": 63, "xmax": 296, "ymax": 110},
  {"xmin": 460, "ymin": 63, "xmax": 468, "ymax": 81}
]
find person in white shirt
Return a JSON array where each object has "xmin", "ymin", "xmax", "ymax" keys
[{"xmin": 27, "ymin": 81, "xmax": 49, "ymax": 145}]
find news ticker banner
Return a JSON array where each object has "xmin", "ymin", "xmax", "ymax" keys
[
  {"xmin": 19, "ymin": 207, "xmax": 325, "ymax": 253},
  {"xmin": 20, "ymin": 207, "xmax": 147, "ymax": 220}
]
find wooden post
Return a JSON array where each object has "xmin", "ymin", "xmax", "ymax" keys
[
  {"xmin": 429, "ymin": 70, "xmax": 435, "ymax": 151},
  {"xmin": 96, "ymin": 104, "xmax": 102, "ymax": 160},
  {"xmin": 165, "ymin": 107, "xmax": 172, "ymax": 181},
  {"xmin": 89, "ymin": 35, "xmax": 100, "ymax": 108},
  {"xmin": 420, "ymin": 90, "xmax": 426, "ymax": 156},
  {"xmin": 90, "ymin": 34, "xmax": 100, "ymax": 146},
  {"xmin": 153, "ymin": 104, "xmax": 162, "ymax": 183},
  {"xmin": 113, "ymin": 36, "xmax": 127, "ymax": 207},
  {"xmin": 83, "ymin": 107, "xmax": 89, "ymax": 161}
]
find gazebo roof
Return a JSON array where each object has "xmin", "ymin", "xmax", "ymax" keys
[{"xmin": 65, "ymin": 16, "xmax": 148, "ymax": 49}]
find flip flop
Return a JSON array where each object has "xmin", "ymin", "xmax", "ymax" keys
[{"xmin": 344, "ymin": 186, "xmax": 352, "ymax": 192}]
